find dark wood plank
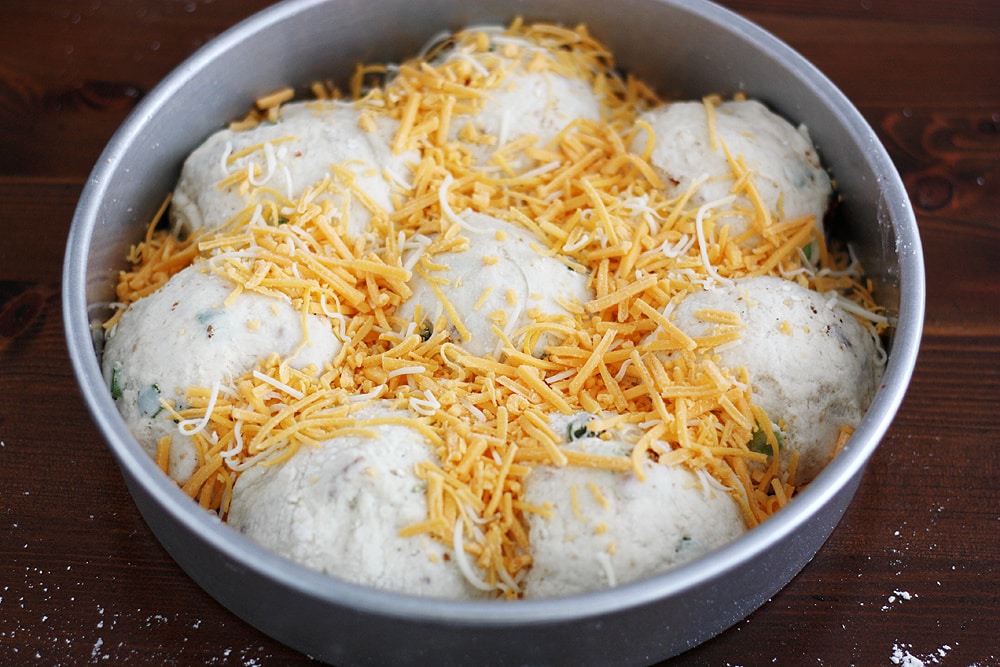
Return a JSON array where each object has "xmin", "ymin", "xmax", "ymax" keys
[
  {"xmin": 0, "ymin": 181, "xmax": 81, "ymax": 284},
  {"xmin": 0, "ymin": 284, "xmax": 308, "ymax": 664},
  {"xmin": 0, "ymin": 0, "xmax": 275, "ymax": 177},
  {"xmin": 747, "ymin": 17, "xmax": 1000, "ymax": 110},
  {"xmin": 1, "ymin": 2, "xmax": 997, "ymax": 176}
]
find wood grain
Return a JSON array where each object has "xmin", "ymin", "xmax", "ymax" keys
[{"xmin": 1, "ymin": 1, "xmax": 998, "ymax": 665}]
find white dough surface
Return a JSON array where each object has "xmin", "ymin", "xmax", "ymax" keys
[
  {"xmin": 396, "ymin": 211, "xmax": 592, "ymax": 357},
  {"xmin": 101, "ymin": 264, "xmax": 341, "ymax": 483},
  {"xmin": 227, "ymin": 402, "xmax": 486, "ymax": 599},
  {"xmin": 438, "ymin": 35, "xmax": 603, "ymax": 168},
  {"xmin": 522, "ymin": 434, "xmax": 746, "ymax": 598},
  {"xmin": 670, "ymin": 276, "xmax": 882, "ymax": 483},
  {"xmin": 634, "ymin": 100, "xmax": 832, "ymax": 236},
  {"xmin": 170, "ymin": 100, "xmax": 412, "ymax": 238}
]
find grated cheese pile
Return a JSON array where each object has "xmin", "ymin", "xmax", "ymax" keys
[{"xmin": 106, "ymin": 19, "xmax": 887, "ymax": 598}]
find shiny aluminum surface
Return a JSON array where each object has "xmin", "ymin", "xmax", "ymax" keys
[{"xmin": 63, "ymin": 0, "xmax": 925, "ymax": 664}]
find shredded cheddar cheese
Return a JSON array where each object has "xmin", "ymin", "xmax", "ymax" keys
[{"xmin": 109, "ymin": 19, "xmax": 887, "ymax": 599}]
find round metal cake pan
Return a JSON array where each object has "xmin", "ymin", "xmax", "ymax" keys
[{"xmin": 63, "ymin": 0, "xmax": 925, "ymax": 664}]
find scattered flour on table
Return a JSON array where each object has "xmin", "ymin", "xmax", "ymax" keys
[
  {"xmin": 91, "ymin": 637, "xmax": 104, "ymax": 659},
  {"xmin": 890, "ymin": 642, "xmax": 955, "ymax": 666},
  {"xmin": 882, "ymin": 589, "xmax": 918, "ymax": 611}
]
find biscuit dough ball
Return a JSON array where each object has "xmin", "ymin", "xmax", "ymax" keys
[
  {"xmin": 432, "ymin": 33, "xmax": 604, "ymax": 169},
  {"xmin": 102, "ymin": 265, "xmax": 341, "ymax": 482},
  {"xmin": 670, "ymin": 276, "xmax": 882, "ymax": 483},
  {"xmin": 228, "ymin": 403, "xmax": 487, "ymax": 599},
  {"xmin": 171, "ymin": 100, "xmax": 413, "ymax": 238},
  {"xmin": 522, "ymin": 433, "xmax": 746, "ymax": 598},
  {"xmin": 634, "ymin": 100, "xmax": 832, "ymax": 238},
  {"xmin": 396, "ymin": 212, "xmax": 592, "ymax": 357}
]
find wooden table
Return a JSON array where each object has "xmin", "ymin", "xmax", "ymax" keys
[{"xmin": 1, "ymin": 1, "xmax": 997, "ymax": 664}]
